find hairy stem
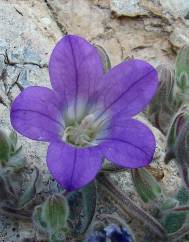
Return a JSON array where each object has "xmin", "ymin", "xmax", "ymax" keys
[
  {"xmin": 97, "ymin": 174, "xmax": 166, "ymax": 240},
  {"xmin": 0, "ymin": 206, "xmax": 31, "ymax": 220},
  {"xmin": 173, "ymin": 205, "xmax": 189, "ymax": 212}
]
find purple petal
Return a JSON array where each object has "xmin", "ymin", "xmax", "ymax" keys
[
  {"xmin": 97, "ymin": 59, "xmax": 158, "ymax": 118},
  {"xmin": 49, "ymin": 35, "xmax": 103, "ymax": 106},
  {"xmin": 47, "ymin": 142, "xmax": 103, "ymax": 191},
  {"xmin": 98, "ymin": 119, "xmax": 156, "ymax": 168},
  {"xmin": 10, "ymin": 86, "xmax": 64, "ymax": 142}
]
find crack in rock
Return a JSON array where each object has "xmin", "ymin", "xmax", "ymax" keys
[{"xmin": 44, "ymin": 0, "xmax": 68, "ymax": 35}]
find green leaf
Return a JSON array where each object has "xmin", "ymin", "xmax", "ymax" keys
[
  {"xmin": 131, "ymin": 168, "xmax": 161, "ymax": 203},
  {"xmin": 32, "ymin": 205, "xmax": 47, "ymax": 232},
  {"xmin": 7, "ymin": 146, "xmax": 26, "ymax": 171},
  {"xmin": 17, "ymin": 167, "xmax": 39, "ymax": 208},
  {"xmin": 0, "ymin": 129, "xmax": 11, "ymax": 164},
  {"xmin": 161, "ymin": 198, "xmax": 178, "ymax": 210},
  {"xmin": 176, "ymin": 186, "xmax": 189, "ymax": 205},
  {"xmin": 164, "ymin": 212, "xmax": 186, "ymax": 233},
  {"xmin": 0, "ymin": 175, "xmax": 14, "ymax": 202},
  {"xmin": 8, "ymin": 130, "xmax": 18, "ymax": 152},
  {"xmin": 67, "ymin": 182, "xmax": 97, "ymax": 235},
  {"xmin": 80, "ymin": 182, "xmax": 97, "ymax": 233}
]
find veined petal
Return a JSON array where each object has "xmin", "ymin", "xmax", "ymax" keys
[
  {"xmin": 10, "ymin": 86, "xmax": 63, "ymax": 142},
  {"xmin": 49, "ymin": 35, "xmax": 104, "ymax": 108},
  {"xmin": 98, "ymin": 119, "xmax": 156, "ymax": 168},
  {"xmin": 97, "ymin": 59, "xmax": 158, "ymax": 119},
  {"xmin": 47, "ymin": 142, "xmax": 103, "ymax": 191}
]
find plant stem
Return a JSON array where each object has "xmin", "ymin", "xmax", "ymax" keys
[
  {"xmin": 0, "ymin": 206, "xmax": 31, "ymax": 220},
  {"xmin": 97, "ymin": 174, "xmax": 167, "ymax": 240},
  {"xmin": 173, "ymin": 205, "xmax": 189, "ymax": 212}
]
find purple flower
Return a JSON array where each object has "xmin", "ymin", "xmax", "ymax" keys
[
  {"xmin": 10, "ymin": 35, "xmax": 158, "ymax": 191},
  {"xmin": 86, "ymin": 224, "xmax": 133, "ymax": 242}
]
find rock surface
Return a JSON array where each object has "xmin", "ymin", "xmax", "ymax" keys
[
  {"xmin": 0, "ymin": 0, "xmax": 188, "ymax": 241},
  {"xmin": 111, "ymin": 0, "xmax": 149, "ymax": 17}
]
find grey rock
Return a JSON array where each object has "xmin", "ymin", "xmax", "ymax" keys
[
  {"xmin": 170, "ymin": 25, "xmax": 189, "ymax": 51},
  {"xmin": 160, "ymin": 0, "xmax": 189, "ymax": 18},
  {"xmin": 111, "ymin": 0, "xmax": 148, "ymax": 17}
]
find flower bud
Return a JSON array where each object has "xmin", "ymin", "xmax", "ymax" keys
[
  {"xmin": 42, "ymin": 194, "xmax": 69, "ymax": 233},
  {"xmin": 166, "ymin": 109, "xmax": 189, "ymax": 188},
  {"xmin": 177, "ymin": 71, "xmax": 189, "ymax": 92},
  {"xmin": 131, "ymin": 168, "xmax": 161, "ymax": 203},
  {"xmin": 0, "ymin": 129, "xmax": 26, "ymax": 171},
  {"xmin": 33, "ymin": 194, "xmax": 69, "ymax": 241},
  {"xmin": 175, "ymin": 119, "xmax": 189, "ymax": 167},
  {"xmin": 175, "ymin": 46, "xmax": 189, "ymax": 92},
  {"xmin": 165, "ymin": 110, "xmax": 189, "ymax": 164},
  {"xmin": 147, "ymin": 65, "xmax": 175, "ymax": 133}
]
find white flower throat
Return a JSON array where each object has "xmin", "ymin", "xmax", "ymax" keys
[{"xmin": 62, "ymin": 101, "xmax": 109, "ymax": 147}]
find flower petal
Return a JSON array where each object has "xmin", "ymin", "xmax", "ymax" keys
[
  {"xmin": 10, "ymin": 86, "xmax": 64, "ymax": 142},
  {"xmin": 97, "ymin": 59, "xmax": 158, "ymax": 118},
  {"xmin": 98, "ymin": 119, "xmax": 156, "ymax": 168},
  {"xmin": 47, "ymin": 142, "xmax": 103, "ymax": 191},
  {"xmin": 49, "ymin": 35, "xmax": 103, "ymax": 106}
]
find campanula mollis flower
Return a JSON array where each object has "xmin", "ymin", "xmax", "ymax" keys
[
  {"xmin": 86, "ymin": 224, "xmax": 133, "ymax": 242},
  {"xmin": 10, "ymin": 35, "xmax": 158, "ymax": 191}
]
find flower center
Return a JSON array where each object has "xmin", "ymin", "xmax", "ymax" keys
[
  {"xmin": 63, "ymin": 111, "xmax": 109, "ymax": 147},
  {"xmin": 62, "ymin": 100, "xmax": 110, "ymax": 147}
]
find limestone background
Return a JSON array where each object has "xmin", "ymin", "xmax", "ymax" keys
[{"xmin": 0, "ymin": 0, "xmax": 189, "ymax": 241}]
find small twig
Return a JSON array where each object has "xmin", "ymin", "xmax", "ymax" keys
[
  {"xmin": 97, "ymin": 174, "xmax": 167, "ymax": 240},
  {"xmin": 43, "ymin": 0, "xmax": 68, "ymax": 35},
  {"xmin": 173, "ymin": 205, "xmax": 189, "ymax": 212},
  {"xmin": 14, "ymin": 7, "xmax": 23, "ymax": 16}
]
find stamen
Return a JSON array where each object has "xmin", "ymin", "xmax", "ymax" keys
[
  {"xmin": 62, "ymin": 102, "xmax": 110, "ymax": 147},
  {"xmin": 80, "ymin": 114, "xmax": 95, "ymax": 130}
]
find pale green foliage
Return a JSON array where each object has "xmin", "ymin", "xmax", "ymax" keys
[{"xmin": 131, "ymin": 168, "xmax": 161, "ymax": 203}]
